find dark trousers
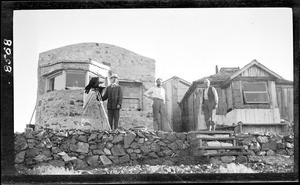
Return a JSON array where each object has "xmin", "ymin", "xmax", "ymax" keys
[
  {"xmin": 108, "ymin": 109, "xmax": 120, "ymax": 130},
  {"xmin": 202, "ymin": 100, "xmax": 216, "ymax": 130}
]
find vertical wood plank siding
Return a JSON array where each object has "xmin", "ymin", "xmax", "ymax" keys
[
  {"xmin": 226, "ymin": 85, "xmax": 233, "ymax": 110},
  {"xmin": 222, "ymin": 108, "xmax": 281, "ymax": 125},
  {"xmin": 267, "ymin": 81, "xmax": 278, "ymax": 108},
  {"xmin": 232, "ymin": 80, "xmax": 242, "ymax": 109},
  {"xmin": 188, "ymin": 93, "xmax": 194, "ymax": 130},
  {"xmin": 241, "ymin": 65, "xmax": 271, "ymax": 77},
  {"xmin": 180, "ymin": 63, "xmax": 293, "ymax": 132},
  {"xmin": 276, "ymin": 85, "xmax": 293, "ymax": 122},
  {"xmin": 216, "ymin": 88, "xmax": 227, "ymax": 115},
  {"xmin": 165, "ymin": 82, "xmax": 173, "ymax": 127}
]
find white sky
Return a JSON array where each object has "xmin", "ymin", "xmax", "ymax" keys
[{"xmin": 13, "ymin": 8, "xmax": 293, "ymax": 133}]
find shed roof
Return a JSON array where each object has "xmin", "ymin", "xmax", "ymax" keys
[
  {"xmin": 193, "ymin": 67, "xmax": 240, "ymax": 84},
  {"xmin": 180, "ymin": 59, "xmax": 293, "ymax": 104},
  {"xmin": 163, "ymin": 76, "xmax": 191, "ymax": 87},
  {"xmin": 228, "ymin": 59, "xmax": 283, "ymax": 80}
]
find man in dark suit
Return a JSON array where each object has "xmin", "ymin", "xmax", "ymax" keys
[{"xmin": 102, "ymin": 74, "xmax": 123, "ymax": 130}]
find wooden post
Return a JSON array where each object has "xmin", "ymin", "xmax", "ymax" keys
[
  {"xmin": 199, "ymin": 139, "xmax": 203, "ymax": 147},
  {"xmin": 239, "ymin": 122, "xmax": 243, "ymax": 133}
]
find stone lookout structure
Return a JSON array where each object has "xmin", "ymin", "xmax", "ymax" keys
[{"xmin": 35, "ymin": 42, "xmax": 155, "ymax": 131}]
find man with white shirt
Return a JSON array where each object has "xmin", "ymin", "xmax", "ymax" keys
[
  {"xmin": 144, "ymin": 78, "xmax": 172, "ymax": 132},
  {"xmin": 202, "ymin": 78, "xmax": 218, "ymax": 131}
]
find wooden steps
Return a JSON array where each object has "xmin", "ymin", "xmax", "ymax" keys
[
  {"xmin": 215, "ymin": 122, "xmax": 289, "ymax": 134},
  {"xmin": 198, "ymin": 146, "xmax": 244, "ymax": 150},
  {"xmin": 215, "ymin": 124, "xmax": 242, "ymax": 134},
  {"xmin": 189, "ymin": 130, "xmax": 234, "ymax": 134},
  {"xmin": 203, "ymin": 152, "xmax": 251, "ymax": 157},
  {"xmin": 191, "ymin": 130, "xmax": 249, "ymax": 157},
  {"xmin": 194, "ymin": 137, "xmax": 235, "ymax": 141}
]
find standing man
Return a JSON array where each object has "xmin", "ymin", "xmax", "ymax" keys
[
  {"xmin": 202, "ymin": 78, "xmax": 218, "ymax": 131},
  {"xmin": 144, "ymin": 78, "xmax": 172, "ymax": 132},
  {"xmin": 102, "ymin": 74, "xmax": 123, "ymax": 130}
]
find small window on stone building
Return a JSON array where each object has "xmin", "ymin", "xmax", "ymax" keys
[
  {"xmin": 119, "ymin": 82, "xmax": 142, "ymax": 110},
  {"xmin": 47, "ymin": 72, "xmax": 64, "ymax": 91},
  {"xmin": 242, "ymin": 82, "xmax": 270, "ymax": 103},
  {"xmin": 66, "ymin": 71, "xmax": 86, "ymax": 89},
  {"xmin": 46, "ymin": 70, "xmax": 88, "ymax": 92},
  {"xmin": 65, "ymin": 71, "xmax": 86, "ymax": 90}
]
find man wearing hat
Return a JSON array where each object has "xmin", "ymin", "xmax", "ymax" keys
[
  {"xmin": 202, "ymin": 78, "xmax": 218, "ymax": 131},
  {"xmin": 102, "ymin": 74, "xmax": 123, "ymax": 130}
]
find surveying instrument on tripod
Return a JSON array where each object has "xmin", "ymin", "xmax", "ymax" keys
[{"xmin": 81, "ymin": 77, "xmax": 111, "ymax": 130}]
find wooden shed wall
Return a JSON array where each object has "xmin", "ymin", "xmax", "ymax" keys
[
  {"xmin": 226, "ymin": 84, "xmax": 233, "ymax": 111},
  {"xmin": 177, "ymin": 82, "xmax": 190, "ymax": 102},
  {"xmin": 241, "ymin": 65, "xmax": 272, "ymax": 77},
  {"xmin": 188, "ymin": 92, "xmax": 195, "ymax": 130},
  {"xmin": 194, "ymin": 88, "xmax": 205, "ymax": 130},
  {"xmin": 171, "ymin": 80, "xmax": 188, "ymax": 132},
  {"xmin": 163, "ymin": 79, "xmax": 190, "ymax": 132},
  {"xmin": 180, "ymin": 64, "xmax": 294, "ymax": 132},
  {"xmin": 215, "ymin": 88, "xmax": 227, "ymax": 115},
  {"xmin": 180, "ymin": 101, "xmax": 189, "ymax": 132},
  {"xmin": 276, "ymin": 85, "xmax": 294, "ymax": 122},
  {"xmin": 225, "ymin": 108, "xmax": 281, "ymax": 125},
  {"xmin": 231, "ymin": 80, "xmax": 243, "ymax": 109},
  {"xmin": 164, "ymin": 81, "xmax": 173, "ymax": 127},
  {"xmin": 227, "ymin": 79, "xmax": 279, "ymax": 110}
]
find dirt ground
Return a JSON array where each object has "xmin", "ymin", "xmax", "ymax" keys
[{"xmin": 248, "ymin": 155, "xmax": 294, "ymax": 165}]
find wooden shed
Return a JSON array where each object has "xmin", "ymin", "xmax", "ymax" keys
[
  {"xmin": 180, "ymin": 60, "xmax": 293, "ymax": 134},
  {"xmin": 162, "ymin": 76, "xmax": 191, "ymax": 132}
]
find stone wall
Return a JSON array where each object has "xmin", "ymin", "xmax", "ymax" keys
[
  {"xmin": 15, "ymin": 129, "xmax": 190, "ymax": 171},
  {"xmin": 188, "ymin": 132, "xmax": 295, "ymax": 164},
  {"xmin": 35, "ymin": 90, "xmax": 154, "ymax": 131},
  {"xmin": 15, "ymin": 129, "xmax": 294, "ymax": 171},
  {"xmin": 236, "ymin": 132, "xmax": 294, "ymax": 157}
]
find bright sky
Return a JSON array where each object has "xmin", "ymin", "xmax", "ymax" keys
[{"xmin": 13, "ymin": 8, "xmax": 293, "ymax": 133}]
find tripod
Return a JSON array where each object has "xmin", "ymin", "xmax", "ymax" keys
[{"xmin": 82, "ymin": 89, "xmax": 111, "ymax": 130}]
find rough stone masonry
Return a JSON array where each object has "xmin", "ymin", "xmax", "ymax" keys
[{"xmin": 15, "ymin": 129, "xmax": 294, "ymax": 172}]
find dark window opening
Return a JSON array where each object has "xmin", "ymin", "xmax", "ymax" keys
[
  {"xmin": 242, "ymin": 82, "xmax": 270, "ymax": 104},
  {"xmin": 66, "ymin": 72, "xmax": 85, "ymax": 88}
]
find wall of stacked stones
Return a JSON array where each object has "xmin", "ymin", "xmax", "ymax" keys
[
  {"xmin": 15, "ymin": 129, "xmax": 294, "ymax": 171},
  {"xmin": 35, "ymin": 89, "xmax": 154, "ymax": 131},
  {"xmin": 188, "ymin": 132, "xmax": 295, "ymax": 164},
  {"xmin": 15, "ymin": 129, "xmax": 190, "ymax": 171}
]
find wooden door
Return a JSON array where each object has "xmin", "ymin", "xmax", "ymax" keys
[{"xmin": 196, "ymin": 88, "xmax": 206, "ymax": 130}]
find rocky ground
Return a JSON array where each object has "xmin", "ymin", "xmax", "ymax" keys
[
  {"xmin": 79, "ymin": 155, "xmax": 294, "ymax": 174},
  {"xmin": 21, "ymin": 154, "xmax": 294, "ymax": 175}
]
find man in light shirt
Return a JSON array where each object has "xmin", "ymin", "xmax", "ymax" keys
[
  {"xmin": 202, "ymin": 78, "xmax": 218, "ymax": 131},
  {"xmin": 144, "ymin": 78, "xmax": 172, "ymax": 132}
]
